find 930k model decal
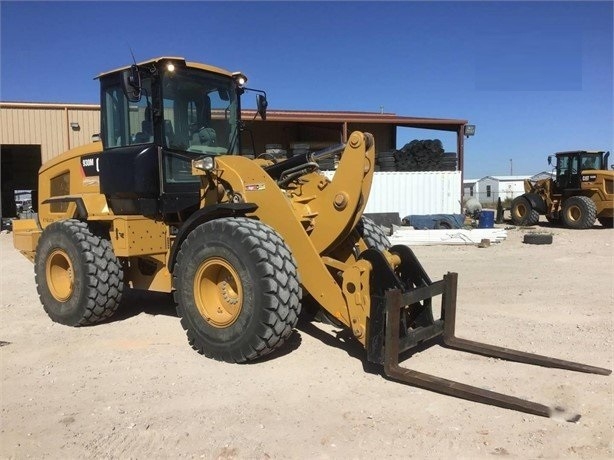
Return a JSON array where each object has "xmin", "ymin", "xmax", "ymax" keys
[{"xmin": 81, "ymin": 154, "xmax": 101, "ymax": 177}]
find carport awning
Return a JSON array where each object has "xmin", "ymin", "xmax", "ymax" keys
[{"xmin": 241, "ymin": 109, "xmax": 468, "ymax": 132}]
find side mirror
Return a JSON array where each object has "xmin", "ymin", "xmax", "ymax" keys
[
  {"xmin": 121, "ymin": 65, "xmax": 141, "ymax": 102},
  {"xmin": 256, "ymin": 94, "xmax": 268, "ymax": 121},
  {"xmin": 547, "ymin": 156, "xmax": 552, "ymax": 166}
]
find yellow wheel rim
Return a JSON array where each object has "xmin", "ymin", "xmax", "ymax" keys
[
  {"xmin": 46, "ymin": 249, "xmax": 74, "ymax": 302},
  {"xmin": 193, "ymin": 257, "xmax": 243, "ymax": 328},
  {"xmin": 515, "ymin": 203, "xmax": 527, "ymax": 218},
  {"xmin": 567, "ymin": 206, "xmax": 581, "ymax": 222}
]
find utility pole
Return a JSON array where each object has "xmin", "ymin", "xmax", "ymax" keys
[{"xmin": 509, "ymin": 158, "xmax": 513, "ymax": 175}]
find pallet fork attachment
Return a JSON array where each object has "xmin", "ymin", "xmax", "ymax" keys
[{"xmin": 364, "ymin": 246, "xmax": 611, "ymax": 421}]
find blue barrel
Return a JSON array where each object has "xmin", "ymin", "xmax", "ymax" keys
[{"xmin": 478, "ymin": 210, "xmax": 495, "ymax": 228}]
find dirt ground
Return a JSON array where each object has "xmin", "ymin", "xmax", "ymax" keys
[{"xmin": 1, "ymin": 220, "xmax": 612, "ymax": 459}]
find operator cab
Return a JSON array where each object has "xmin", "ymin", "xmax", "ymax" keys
[
  {"xmin": 550, "ymin": 150, "xmax": 608, "ymax": 192},
  {"xmin": 96, "ymin": 57, "xmax": 247, "ymax": 218}
]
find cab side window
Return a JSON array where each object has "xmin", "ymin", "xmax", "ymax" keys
[
  {"xmin": 102, "ymin": 86, "xmax": 128, "ymax": 148},
  {"xmin": 557, "ymin": 156, "xmax": 569, "ymax": 177},
  {"xmin": 102, "ymin": 79, "xmax": 153, "ymax": 148},
  {"xmin": 571, "ymin": 155, "xmax": 581, "ymax": 175},
  {"xmin": 131, "ymin": 79, "xmax": 153, "ymax": 144}
]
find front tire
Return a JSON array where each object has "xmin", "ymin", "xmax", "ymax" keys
[
  {"xmin": 173, "ymin": 217, "xmax": 302, "ymax": 363},
  {"xmin": 510, "ymin": 196, "xmax": 540, "ymax": 226},
  {"xmin": 356, "ymin": 216, "xmax": 391, "ymax": 251},
  {"xmin": 562, "ymin": 196, "xmax": 597, "ymax": 229},
  {"xmin": 309, "ymin": 216, "xmax": 391, "ymax": 327},
  {"xmin": 34, "ymin": 219, "xmax": 123, "ymax": 326}
]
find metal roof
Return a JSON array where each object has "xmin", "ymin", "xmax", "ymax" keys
[
  {"xmin": 242, "ymin": 109, "xmax": 468, "ymax": 131},
  {"xmin": 478, "ymin": 175, "xmax": 530, "ymax": 181},
  {"xmin": 0, "ymin": 101, "xmax": 100, "ymax": 109},
  {"xmin": 0, "ymin": 102, "xmax": 467, "ymax": 131}
]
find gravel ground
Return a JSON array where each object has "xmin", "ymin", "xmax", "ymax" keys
[{"xmin": 1, "ymin": 220, "xmax": 612, "ymax": 459}]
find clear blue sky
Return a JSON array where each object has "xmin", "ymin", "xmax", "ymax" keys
[{"xmin": 1, "ymin": 1, "xmax": 612, "ymax": 178}]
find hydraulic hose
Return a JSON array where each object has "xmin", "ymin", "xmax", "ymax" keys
[{"xmin": 264, "ymin": 143, "xmax": 346, "ymax": 181}]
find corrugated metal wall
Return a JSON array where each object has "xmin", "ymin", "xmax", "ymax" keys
[
  {"xmin": 0, "ymin": 104, "xmax": 100, "ymax": 163},
  {"xmin": 67, "ymin": 108, "xmax": 100, "ymax": 155},
  {"xmin": 325, "ymin": 170, "xmax": 462, "ymax": 216},
  {"xmin": 1, "ymin": 104, "xmax": 463, "ymax": 216},
  {"xmin": 366, "ymin": 171, "xmax": 462, "ymax": 216}
]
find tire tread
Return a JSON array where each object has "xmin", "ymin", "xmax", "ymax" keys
[
  {"xmin": 35, "ymin": 219, "xmax": 123, "ymax": 326},
  {"xmin": 357, "ymin": 216, "xmax": 391, "ymax": 251},
  {"xmin": 511, "ymin": 196, "xmax": 540, "ymax": 226},
  {"xmin": 173, "ymin": 217, "xmax": 301, "ymax": 363},
  {"xmin": 562, "ymin": 196, "xmax": 597, "ymax": 229}
]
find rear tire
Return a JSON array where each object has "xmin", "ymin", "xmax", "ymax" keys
[
  {"xmin": 561, "ymin": 196, "xmax": 597, "ymax": 229},
  {"xmin": 510, "ymin": 196, "xmax": 540, "ymax": 226},
  {"xmin": 173, "ymin": 217, "xmax": 302, "ymax": 363},
  {"xmin": 34, "ymin": 219, "xmax": 123, "ymax": 326}
]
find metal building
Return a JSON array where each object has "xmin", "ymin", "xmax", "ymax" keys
[
  {"xmin": 1, "ymin": 102, "xmax": 470, "ymax": 219},
  {"xmin": 1, "ymin": 102, "xmax": 100, "ymax": 218},
  {"xmin": 465, "ymin": 175, "xmax": 531, "ymax": 205}
]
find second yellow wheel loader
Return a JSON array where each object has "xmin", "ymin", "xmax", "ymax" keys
[
  {"xmin": 13, "ymin": 57, "xmax": 610, "ymax": 420},
  {"xmin": 511, "ymin": 150, "xmax": 613, "ymax": 229}
]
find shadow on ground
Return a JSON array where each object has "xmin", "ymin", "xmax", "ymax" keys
[
  {"xmin": 109, "ymin": 288, "xmax": 178, "ymax": 323},
  {"xmin": 503, "ymin": 217, "xmax": 611, "ymax": 230},
  {"xmin": 103, "ymin": 289, "xmax": 430, "ymax": 381},
  {"xmin": 295, "ymin": 316, "xmax": 385, "ymax": 375}
]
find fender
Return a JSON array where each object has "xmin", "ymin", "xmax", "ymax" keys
[
  {"xmin": 41, "ymin": 196, "xmax": 88, "ymax": 219},
  {"xmin": 209, "ymin": 154, "xmax": 351, "ymax": 324},
  {"xmin": 167, "ymin": 202, "xmax": 257, "ymax": 272},
  {"xmin": 524, "ymin": 193, "xmax": 548, "ymax": 214}
]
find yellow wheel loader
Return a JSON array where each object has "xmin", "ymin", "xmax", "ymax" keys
[
  {"xmin": 511, "ymin": 150, "xmax": 613, "ymax": 229},
  {"xmin": 13, "ymin": 57, "xmax": 610, "ymax": 419}
]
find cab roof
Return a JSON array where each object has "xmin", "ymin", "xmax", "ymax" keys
[
  {"xmin": 555, "ymin": 150, "xmax": 606, "ymax": 156},
  {"xmin": 96, "ymin": 56, "xmax": 236, "ymax": 79}
]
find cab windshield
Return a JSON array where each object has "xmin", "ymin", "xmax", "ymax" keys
[
  {"xmin": 162, "ymin": 67, "xmax": 240, "ymax": 156},
  {"xmin": 557, "ymin": 152, "xmax": 603, "ymax": 176}
]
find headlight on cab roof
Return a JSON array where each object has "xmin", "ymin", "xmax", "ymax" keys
[
  {"xmin": 232, "ymin": 72, "xmax": 248, "ymax": 86},
  {"xmin": 193, "ymin": 156, "xmax": 215, "ymax": 171}
]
